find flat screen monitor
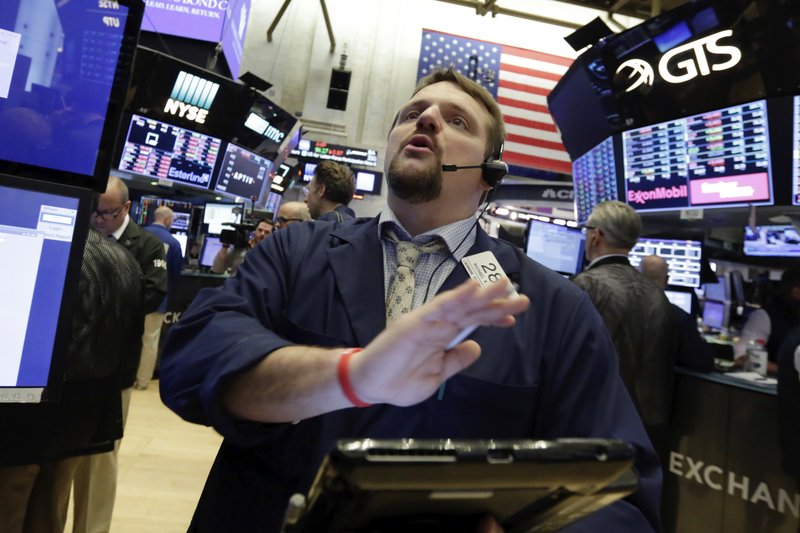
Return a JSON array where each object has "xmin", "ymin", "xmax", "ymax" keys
[
  {"xmin": 622, "ymin": 100, "xmax": 773, "ymax": 212},
  {"xmin": 628, "ymin": 238, "xmax": 703, "ymax": 288},
  {"xmin": 203, "ymin": 202, "xmax": 242, "ymax": 235},
  {"xmin": 0, "ymin": 174, "xmax": 91, "ymax": 403},
  {"xmin": 524, "ymin": 219, "xmax": 585, "ymax": 276},
  {"xmin": 118, "ymin": 114, "xmax": 222, "ymax": 191},
  {"xmin": 354, "ymin": 169, "xmax": 383, "ymax": 196},
  {"xmin": 665, "ymin": 289, "xmax": 693, "ymax": 315},
  {"xmin": 199, "ymin": 235, "xmax": 223, "ymax": 268},
  {"xmin": 264, "ymin": 191, "xmax": 282, "ymax": 215},
  {"xmin": 572, "ymin": 136, "xmax": 619, "ymax": 224},
  {"xmin": 793, "ymin": 96, "xmax": 800, "ymax": 205},
  {"xmin": 703, "ymin": 277, "xmax": 728, "ymax": 302},
  {"xmin": 172, "ymin": 232, "xmax": 187, "ymax": 258},
  {"xmin": 743, "ymin": 225, "xmax": 800, "ymax": 257},
  {"xmin": 136, "ymin": 196, "xmax": 193, "ymax": 231},
  {"xmin": 302, "ymin": 162, "xmax": 318, "ymax": 183},
  {"xmin": 0, "ymin": 0, "xmax": 143, "ymax": 191},
  {"xmin": 702, "ymin": 300, "xmax": 727, "ymax": 331},
  {"xmin": 213, "ymin": 143, "xmax": 272, "ymax": 200}
]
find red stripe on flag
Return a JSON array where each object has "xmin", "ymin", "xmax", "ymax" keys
[
  {"xmin": 498, "ymin": 79, "xmax": 550, "ymax": 97},
  {"xmin": 503, "ymin": 152, "xmax": 572, "ymax": 174},
  {"xmin": 500, "ymin": 62, "xmax": 562, "ymax": 84},
  {"xmin": 498, "ymin": 96, "xmax": 550, "ymax": 116},
  {"xmin": 503, "ymin": 44, "xmax": 573, "ymax": 68},
  {"xmin": 506, "ymin": 133, "xmax": 566, "ymax": 153},
  {"xmin": 502, "ymin": 115, "xmax": 558, "ymax": 133}
]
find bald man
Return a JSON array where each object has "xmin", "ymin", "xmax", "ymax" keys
[
  {"xmin": 142, "ymin": 205, "xmax": 186, "ymax": 389},
  {"xmin": 640, "ymin": 255, "xmax": 714, "ymax": 373},
  {"xmin": 274, "ymin": 201, "xmax": 311, "ymax": 229}
]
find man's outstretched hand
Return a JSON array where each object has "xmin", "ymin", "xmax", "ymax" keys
[{"xmin": 349, "ymin": 278, "xmax": 529, "ymax": 406}]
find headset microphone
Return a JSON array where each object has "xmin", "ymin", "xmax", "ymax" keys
[{"xmin": 441, "ymin": 160, "xmax": 508, "ymax": 188}]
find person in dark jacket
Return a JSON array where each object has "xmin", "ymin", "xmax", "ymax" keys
[
  {"xmin": 777, "ymin": 326, "xmax": 800, "ymax": 499},
  {"xmin": 572, "ymin": 201, "xmax": 676, "ymax": 458},
  {"xmin": 139, "ymin": 205, "xmax": 185, "ymax": 389},
  {"xmin": 304, "ymin": 160, "xmax": 356, "ymax": 222},
  {"xmin": 73, "ymin": 176, "xmax": 167, "ymax": 533},
  {"xmin": 640, "ymin": 254, "xmax": 715, "ymax": 373},
  {"xmin": 0, "ymin": 227, "xmax": 144, "ymax": 533},
  {"xmin": 160, "ymin": 68, "xmax": 662, "ymax": 533}
]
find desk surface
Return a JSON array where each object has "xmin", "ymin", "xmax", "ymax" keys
[{"xmin": 676, "ymin": 367, "xmax": 777, "ymax": 396}]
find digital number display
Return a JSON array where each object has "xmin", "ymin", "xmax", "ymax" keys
[
  {"xmin": 118, "ymin": 114, "xmax": 221, "ymax": 190},
  {"xmin": 623, "ymin": 100, "xmax": 772, "ymax": 211}
]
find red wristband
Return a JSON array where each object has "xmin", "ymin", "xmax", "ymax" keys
[{"xmin": 337, "ymin": 348, "xmax": 371, "ymax": 407}]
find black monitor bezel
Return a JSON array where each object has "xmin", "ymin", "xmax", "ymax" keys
[
  {"xmin": 0, "ymin": 173, "xmax": 93, "ymax": 403},
  {"xmin": 0, "ymin": 0, "xmax": 144, "ymax": 193}
]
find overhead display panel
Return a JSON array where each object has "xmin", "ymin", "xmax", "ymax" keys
[
  {"xmin": 572, "ymin": 136, "xmax": 619, "ymax": 224},
  {"xmin": 622, "ymin": 100, "xmax": 772, "ymax": 212},
  {"xmin": 118, "ymin": 114, "xmax": 221, "ymax": 191}
]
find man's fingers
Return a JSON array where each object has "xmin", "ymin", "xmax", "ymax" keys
[{"xmin": 441, "ymin": 340, "xmax": 481, "ymax": 379}]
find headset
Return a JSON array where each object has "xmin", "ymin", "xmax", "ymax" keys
[{"xmin": 441, "ymin": 142, "xmax": 507, "ymax": 191}]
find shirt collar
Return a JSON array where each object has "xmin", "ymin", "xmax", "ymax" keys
[
  {"xmin": 377, "ymin": 207, "xmax": 476, "ymax": 257},
  {"xmin": 111, "ymin": 214, "xmax": 131, "ymax": 241},
  {"xmin": 586, "ymin": 253, "xmax": 629, "ymax": 269}
]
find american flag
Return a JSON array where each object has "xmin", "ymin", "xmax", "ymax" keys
[{"xmin": 417, "ymin": 29, "xmax": 573, "ymax": 177}]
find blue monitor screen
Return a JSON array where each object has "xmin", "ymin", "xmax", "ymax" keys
[
  {"xmin": 702, "ymin": 300, "xmax": 727, "ymax": 331},
  {"xmin": 743, "ymin": 225, "xmax": 800, "ymax": 257},
  {"xmin": 524, "ymin": 219, "xmax": 585, "ymax": 275},
  {"xmin": 213, "ymin": 143, "xmax": 272, "ymax": 200},
  {"xmin": 0, "ymin": 0, "xmax": 139, "ymax": 188},
  {"xmin": 628, "ymin": 238, "xmax": 703, "ymax": 288},
  {"xmin": 572, "ymin": 136, "xmax": 618, "ymax": 224},
  {"xmin": 703, "ymin": 278, "xmax": 728, "ymax": 302},
  {"xmin": 264, "ymin": 191, "xmax": 282, "ymax": 215},
  {"xmin": 302, "ymin": 162, "xmax": 317, "ymax": 183},
  {"xmin": 199, "ymin": 235, "xmax": 223, "ymax": 268},
  {"xmin": 118, "ymin": 114, "xmax": 222, "ymax": 191},
  {"xmin": 0, "ymin": 176, "xmax": 88, "ymax": 402}
]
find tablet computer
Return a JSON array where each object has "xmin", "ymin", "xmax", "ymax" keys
[{"xmin": 282, "ymin": 438, "xmax": 638, "ymax": 533}]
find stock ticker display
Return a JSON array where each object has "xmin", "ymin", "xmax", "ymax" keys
[
  {"xmin": 572, "ymin": 136, "xmax": 618, "ymax": 224},
  {"xmin": 119, "ymin": 114, "xmax": 221, "ymax": 190},
  {"xmin": 628, "ymin": 238, "xmax": 703, "ymax": 288},
  {"xmin": 213, "ymin": 144, "xmax": 272, "ymax": 200},
  {"xmin": 623, "ymin": 100, "xmax": 772, "ymax": 212}
]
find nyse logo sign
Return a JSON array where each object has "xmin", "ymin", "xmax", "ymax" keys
[
  {"xmin": 164, "ymin": 71, "xmax": 220, "ymax": 124},
  {"xmin": 616, "ymin": 30, "xmax": 742, "ymax": 92}
]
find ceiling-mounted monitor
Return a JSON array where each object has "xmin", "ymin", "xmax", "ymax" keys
[
  {"xmin": 213, "ymin": 143, "xmax": 272, "ymax": 200},
  {"xmin": 118, "ymin": 114, "xmax": 222, "ymax": 191},
  {"xmin": 743, "ymin": 225, "xmax": 800, "ymax": 258},
  {"xmin": 622, "ymin": 100, "xmax": 773, "ymax": 212},
  {"xmin": 0, "ymin": 0, "xmax": 143, "ymax": 191},
  {"xmin": 628, "ymin": 238, "xmax": 703, "ymax": 288},
  {"xmin": 572, "ymin": 136, "xmax": 619, "ymax": 224}
]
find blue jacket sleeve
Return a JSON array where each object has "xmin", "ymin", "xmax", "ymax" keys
[{"xmin": 159, "ymin": 228, "xmax": 299, "ymax": 444}]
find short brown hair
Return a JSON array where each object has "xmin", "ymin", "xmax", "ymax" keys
[
  {"xmin": 412, "ymin": 67, "xmax": 506, "ymax": 160},
  {"xmin": 314, "ymin": 160, "xmax": 355, "ymax": 205}
]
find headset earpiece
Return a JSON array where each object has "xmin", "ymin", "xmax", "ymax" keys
[{"xmin": 480, "ymin": 159, "xmax": 508, "ymax": 188}]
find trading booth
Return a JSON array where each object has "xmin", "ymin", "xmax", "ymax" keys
[{"xmin": 550, "ymin": 1, "xmax": 800, "ymax": 530}]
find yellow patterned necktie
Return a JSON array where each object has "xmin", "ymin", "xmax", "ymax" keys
[{"xmin": 385, "ymin": 238, "xmax": 445, "ymax": 323}]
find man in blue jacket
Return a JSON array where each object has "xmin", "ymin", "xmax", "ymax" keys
[
  {"xmin": 140, "ymin": 205, "xmax": 185, "ymax": 389},
  {"xmin": 160, "ymin": 67, "xmax": 662, "ymax": 533}
]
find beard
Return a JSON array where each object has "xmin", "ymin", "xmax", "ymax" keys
[{"xmin": 387, "ymin": 152, "xmax": 442, "ymax": 204}]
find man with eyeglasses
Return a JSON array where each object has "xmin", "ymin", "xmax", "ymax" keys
[
  {"xmin": 304, "ymin": 160, "xmax": 356, "ymax": 222},
  {"xmin": 572, "ymin": 200, "xmax": 675, "ymax": 459},
  {"xmin": 274, "ymin": 201, "xmax": 311, "ymax": 228},
  {"xmin": 76, "ymin": 175, "xmax": 167, "ymax": 533}
]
